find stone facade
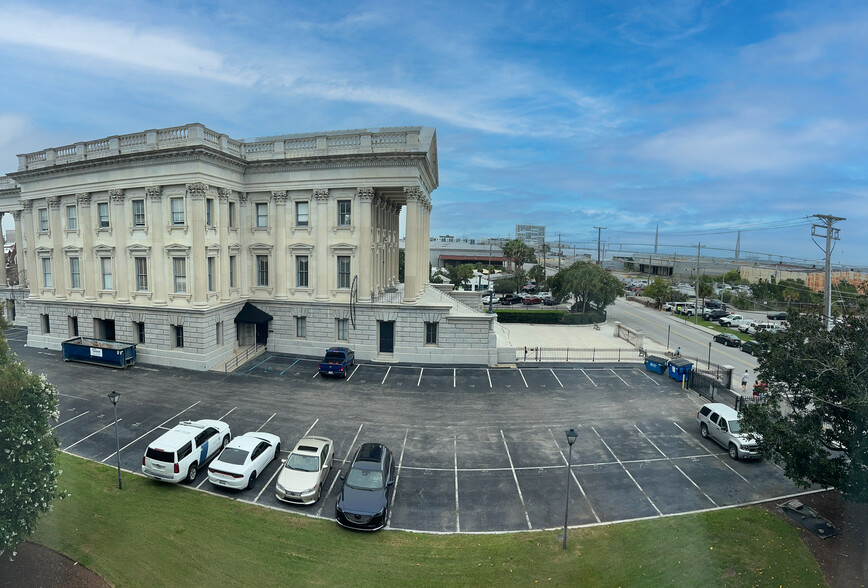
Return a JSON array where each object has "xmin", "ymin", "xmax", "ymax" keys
[{"xmin": 0, "ymin": 123, "xmax": 498, "ymax": 368}]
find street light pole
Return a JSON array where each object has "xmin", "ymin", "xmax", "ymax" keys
[
  {"xmin": 563, "ymin": 428, "xmax": 578, "ymax": 549},
  {"xmin": 107, "ymin": 391, "xmax": 122, "ymax": 490}
]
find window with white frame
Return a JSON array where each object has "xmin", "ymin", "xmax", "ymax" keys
[
  {"xmin": 41, "ymin": 258, "xmax": 52, "ymax": 288},
  {"xmin": 170, "ymin": 197, "xmax": 185, "ymax": 225},
  {"xmin": 207, "ymin": 257, "xmax": 215, "ymax": 291},
  {"xmin": 296, "ymin": 316, "xmax": 306, "ymax": 338},
  {"xmin": 337, "ymin": 256, "xmax": 351, "ymax": 288},
  {"xmin": 255, "ymin": 202, "xmax": 268, "ymax": 228},
  {"xmin": 97, "ymin": 202, "xmax": 110, "ymax": 228},
  {"xmin": 256, "ymin": 255, "xmax": 269, "ymax": 286},
  {"xmin": 134, "ymin": 257, "xmax": 148, "ymax": 291},
  {"xmin": 132, "ymin": 199, "xmax": 145, "ymax": 227},
  {"xmin": 296, "ymin": 201, "xmax": 309, "ymax": 227},
  {"xmin": 337, "ymin": 318, "xmax": 349, "ymax": 341},
  {"xmin": 205, "ymin": 198, "xmax": 214, "ymax": 226},
  {"xmin": 66, "ymin": 205, "xmax": 78, "ymax": 230},
  {"xmin": 228, "ymin": 202, "xmax": 236, "ymax": 228},
  {"xmin": 69, "ymin": 257, "xmax": 81, "ymax": 289},
  {"xmin": 337, "ymin": 200, "xmax": 351, "ymax": 226},
  {"xmin": 296, "ymin": 255, "xmax": 309, "ymax": 288},
  {"xmin": 425, "ymin": 322, "xmax": 438, "ymax": 345},
  {"xmin": 173, "ymin": 257, "xmax": 187, "ymax": 293},
  {"xmin": 100, "ymin": 257, "xmax": 113, "ymax": 290},
  {"xmin": 38, "ymin": 208, "xmax": 49, "ymax": 232},
  {"xmin": 229, "ymin": 255, "xmax": 236, "ymax": 288}
]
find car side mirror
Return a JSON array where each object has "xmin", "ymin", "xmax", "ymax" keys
[
  {"xmin": 339, "ymin": 474, "xmax": 345, "ymax": 481},
  {"xmin": 387, "ymin": 479, "xmax": 394, "ymax": 486}
]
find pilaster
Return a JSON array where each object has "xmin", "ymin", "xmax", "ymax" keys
[
  {"xmin": 273, "ymin": 190, "xmax": 288, "ymax": 299},
  {"xmin": 313, "ymin": 188, "xmax": 330, "ymax": 300},
  {"xmin": 357, "ymin": 187, "xmax": 374, "ymax": 300},
  {"xmin": 110, "ymin": 189, "xmax": 130, "ymax": 303},
  {"xmin": 188, "ymin": 182, "xmax": 208, "ymax": 307},
  {"xmin": 218, "ymin": 188, "xmax": 231, "ymax": 302},
  {"xmin": 147, "ymin": 186, "xmax": 167, "ymax": 305}
]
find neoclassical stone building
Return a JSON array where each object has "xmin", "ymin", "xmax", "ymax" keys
[{"xmin": 0, "ymin": 124, "xmax": 497, "ymax": 369}]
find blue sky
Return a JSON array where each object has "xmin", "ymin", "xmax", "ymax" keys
[{"xmin": 1, "ymin": 1, "xmax": 866, "ymax": 266}]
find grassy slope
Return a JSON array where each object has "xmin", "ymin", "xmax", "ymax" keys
[{"xmin": 31, "ymin": 453, "xmax": 825, "ymax": 587}]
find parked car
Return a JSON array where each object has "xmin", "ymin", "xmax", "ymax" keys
[
  {"xmin": 738, "ymin": 320, "xmax": 759, "ymax": 333},
  {"xmin": 499, "ymin": 294, "xmax": 523, "ymax": 305},
  {"xmin": 684, "ymin": 306, "xmax": 705, "ymax": 316},
  {"xmin": 705, "ymin": 299, "xmax": 723, "ymax": 309},
  {"xmin": 663, "ymin": 302, "xmax": 677, "ymax": 311},
  {"xmin": 718, "ymin": 314, "xmax": 746, "ymax": 327},
  {"xmin": 542, "ymin": 296, "xmax": 558, "ymax": 306},
  {"xmin": 207, "ymin": 432, "xmax": 281, "ymax": 490},
  {"xmin": 702, "ymin": 309, "xmax": 730, "ymax": 321},
  {"xmin": 276, "ymin": 436, "xmax": 335, "ymax": 505},
  {"xmin": 740, "ymin": 340, "xmax": 764, "ymax": 356},
  {"xmin": 697, "ymin": 403, "xmax": 761, "ymax": 460},
  {"xmin": 522, "ymin": 295, "xmax": 542, "ymax": 305},
  {"xmin": 142, "ymin": 419, "xmax": 231, "ymax": 484},
  {"xmin": 336, "ymin": 442, "xmax": 395, "ymax": 531},
  {"xmin": 766, "ymin": 311, "xmax": 788, "ymax": 321},
  {"xmin": 713, "ymin": 333, "xmax": 742, "ymax": 347},
  {"xmin": 318, "ymin": 347, "xmax": 355, "ymax": 378}
]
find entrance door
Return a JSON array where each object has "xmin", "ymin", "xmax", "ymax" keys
[
  {"xmin": 255, "ymin": 322, "xmax": 269, "ymax": 345},
  {"xmin": 378, "ymin": 321, "xmax": 395, "ymax": 353}
]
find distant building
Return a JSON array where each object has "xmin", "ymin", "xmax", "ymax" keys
[{"xmin": 515, "ymin": 224, "xmax": 545, "ymax": 255}]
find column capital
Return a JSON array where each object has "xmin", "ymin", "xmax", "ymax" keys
[
  {"xmin": 272, "ymin": 190, "xmax": 288, "ymax": 204},
  {"xmin": 19, "ymin": 199, "xmax": 32, "ymax": 212},
  {"xmin": 187, "ymin": 182, "xmax": 209, "ymax": 199},
  {"xmin": 357, "ymin": 187, "xmax": 375, "ymax": 201},
  {"xmin": 11, "ymin": 210, "xmax": 21, "ymax": 222},
  {"xmin": 238, "ymin": 192, "xmax": 249, "ymax": 204},
  {"xmin": 403, "ymin": 186, "xmax": 423, "ymax": 201},
  {"xmin": 47, "ymin": 196, "xmax": 61, "ymax": 209},
  {"xmin": 146, "ymin": 186, "xmax": 162, "ymax": 200},
  {"xmin": 76, "ymin": 192, "xmax": 92, "ymax": 206},
  {"xmin": 110, "ymin": 189, "xmax": 125, "ymax": 203},
  {"xmin": 217, "ymin": 187, "xmax": 232, "ymax": 201},
  {"xmin": 313, "ymin": 188, "xmax": 330, "ymax": 202}
]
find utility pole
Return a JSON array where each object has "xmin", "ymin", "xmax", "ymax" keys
[
  {"xmin": 812, "ymin": 215, "xmax": 845, "ymax": 331},
  {"xmin": 594, "ymin": 226, "xmax": 606, "ymax": 265},
  {"xmin": 735, "ymin": 231, "xmax": 741, "ymax": 260},
  {"xmin": 557, "ymin": 234, "xmax": 561, "ymax": 272},
  {"xmin": 654, "ymin": 225, "xmax": 659, "ymax": 254},
  {"xmin": 694, "ymin": 243, "xmax": 701, "ymax": 324}
]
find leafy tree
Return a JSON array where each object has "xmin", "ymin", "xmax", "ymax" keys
[
  {"xmin": 1, "ymin": 331, "xmax": 64, "ymax": 557},
  {"xmin": 528, "ymin": 265, "xmax": 546, "ymax": 287},
  {"xmin": 445, "ymin": 264, "xmax": 474, "ymax": 290},
  {"xmin": 723, "ymin": 269, "xmax": 741, "ymax": 284},
  {"xmin": 643, "ymin": 278, "xmax": 672, "ymax": 309},
  {"xmin": 493, "ymin": 278, "xmax": 519, "ymax": 294},
  {"xmin": 398, "ymin": 249, "xmax": 405, "ymax": 283},
  {"xmin": 697, "ymin": 275, "xmax": 715, "ymax": 310},
  {"xmin": 501, "ymin": 239, "xmax": 535, "ymax": 283},
  {"xmin": 623, "ymin": 261, "xmax": 635, "ymax": 271},
  {"xmin": 740, "ymin": 313, "xmax": 868, "ymax": 502},
  {"xmin": 550, "ymin": 261, "xmax": 622, "ymax": 313}
]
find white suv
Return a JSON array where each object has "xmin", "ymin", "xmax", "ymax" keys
[
  {"xmin": 142, "ymin": 419, "xmax": 231, "ymax": 483},
  {"xmin": 696, "ymin": 403, "xmax": 760, "ymax": 460}
]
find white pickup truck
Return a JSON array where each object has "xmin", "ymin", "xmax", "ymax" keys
[{"xmin": 719, "ymin": 314, "xmax": 748, "ymax": 327}]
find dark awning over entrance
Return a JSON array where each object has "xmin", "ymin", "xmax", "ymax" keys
[{"xmin": 234, "ymin": 302, "xmax": 273, "ymax": 324}]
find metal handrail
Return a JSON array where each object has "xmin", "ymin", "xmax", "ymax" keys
[{"xmin": 224, "ymin": 343, "xmax": 261, "ymax": 373}]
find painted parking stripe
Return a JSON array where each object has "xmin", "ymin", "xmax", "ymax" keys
[
  {"xmin": 52, "ymin": 410, "xmax": 90, "ymax": 430},
  {"xmin": 636, "ymin": 368, "xmax": 661, "ymax": 385},
  {"xmin": 100, "ymin": 400, "xmax": 201, "ymax": 463},
  {"xmin": 417, "ymin": 368, "xmax": 423, "ymax": 387},
  {"xmin": 548, "ymin": 428, "xmax": 600, "ymax": 523},
  {"xmin": 386, "ymin": 427, "xmax": 409, "ymax": 528},
  {"xmin": 500, "ymin": 430, "xmax": 532, "ymax": 530},
  {"xmin": 592, "ymin": 426, "xmax": 662, "ymax": 516},
  {"xmin": 279, "ymin": 358, "xmax": 301, "ymax": 375},
  {"xmin": 346, "ymin": 364, "xmax": 360, "ymax": 381},
  {"xmin": 610, "ymin": 369, "xmax": 629, "ymax": 386},
  {"xmin": 634, "ymin": 424, "xmax": 717, "ymax": 507},
  {"xmin": 64, "ymin": 419, "xmax": 122, "ymax": 451},
  {"xmin": 454, "ymin": 435, "xmax": 460, "ymax": 532},
  {"xmin": 580, "ymin": 369, "xmax": 597, "ymax": 387},
  {"xmin": 549, "ymin": 369, "xmax": 564, "ymax": 388},
  {"xmin": 453, "ymin": 368, "xmax": 456, "ymax": 388},
  {"xmin": 316, "ymin": 423, "xmax": 364, "ymax": 518},
  {"xmin": 219, "ymin": 406, "xmax": 237, "ymax": 421},
  {"xmin": 381, "ymin": 366, "xmax": 392, "ymax": 385},
  {"xmin": 248, "ymin": 355, "xmax": 274, "ymax": 372},
  {"xmin": 256, "ymin": 413, "xmax": 278, "ymax": 432},
  {"xmin": 254, "ymin": 418, "xmax": 321, "ymax": 500},
  {"xmin": 487, "ymin": 369, "xmax": 492, "ymax": 388},
  {"xmin": 58, "ymin": 392, "xmax": 91, "ymax": 401},
  {"xmin": 672, "ymin": 422, "xmax": 752, "ymax": 485},
  {"xmin": 518, "ymin": 369, "xmax": 529, "ymax": 388}
]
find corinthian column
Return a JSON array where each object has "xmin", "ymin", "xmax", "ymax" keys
[
  {"xmin": 147, "ymin": 187, "xmax": 167, "ymax": 305},
  {"xmin": 110, "ymin": 190, "xmax": 130, "ymax": 303},
  {"xmin": 0, "ymin": 212, "xmax": 6, "ymax": 287},
  {"xmin": 47, "ymin": 198, "xmax": 66, "ymax": 298},
  {"xmin": 273, "ymin": 190, "xmax": 288, "ymax": 299},
  {"xmin": 403, "ymin": 187, "xmax": 421, "ymax": 302},
  {"xmin": 313, "ymin": 188, "xmax": 330, "ymax": 300},
  {"xmin": 357, "ymin": 187, "xmax": 374, "ymax": 300},
  {"xmin": 218, "ymin": 188, "xmax": 231, "ymax": 302},
  {"xmin": 76, "ymin": 194, "xmax": 97, "ymax": 300},
  {"xmin": 188, "ymin": 183, "xmax": 208, "ymax": 308}
]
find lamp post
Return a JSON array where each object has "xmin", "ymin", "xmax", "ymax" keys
[
  {"xmin": 107, "ymin": 391, "xmax": 122, "ymax": 490},
  {"xmin": 562, "ymin": 428, "xmax": 578, "ymax": 549}
]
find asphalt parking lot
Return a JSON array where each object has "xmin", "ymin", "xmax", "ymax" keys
[{"xmin": 7, "ymin": 326, "xmax": 814, "ymax": 533}]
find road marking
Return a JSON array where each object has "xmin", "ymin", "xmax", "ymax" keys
[
  {"xmin": 549, "ymin": 428, "xmax": 600, "ymax": 523},
  {"xmin": 610, "ymin": 369, "xmax": 629, "ymax": 387},
  {"xmin": 672, "ymin": 421, "xmax": 752, "ymax": 485},
  {"xmin": 417, "ymin": 368, "xmax": 423, "ymax": 387},
  {"xmin": 519, "ymin": 369, "xmax": 529, "ymax": 388},
  {"xmin": 64, "ymin": 419, "xmax": 122, "ymax": 450},
  {"xmin": 248, "ymin": 355, "xmax": 273, "ymax": 372},
  {"xmin": 381, "ymin": 366, "xmax": 392, "ymax": 385},
  {"xmin": 346, "ymin": 364, "xmax": 360, "ymax": 381},
  {"xmin": 454, "ymin": 435, "xmax": 461, "ymax": 532},
  {"xmin": 634, "ymin": 425, "xmax": 717, "ymax": 507},
  {"xmin": 487, "ymin": 369, "xmax": 492, "ymax": 388},
  {"xmin": 386, "ymin": 427, "xmax": 409, "ymax": 529},
  {"xmin": 256, "ymin": 413, "xmax": 278, "ymax": 432},
  {"xmin": 219, "ymin": 406, "xmax": 237, "ymax": 421},
  {"xmin": 637, "ymin": 369, "xmax": 660, "ymax": 385},
  {"xmin": 453, "ymin": 368, "xmax": 456, "ymax": 388},
  {"xmin": 592, "ymin": 426, "xmax": 662, "ymax": 516},
  {"xmin": 301, "ymin": 419, "xmax": 319, "ymax": 438},
  {"xmin": 279, "ymin": 358, "xmax": 300, "ymax": 375},
  {"xmin": 500, "ymin": 430, "xmax": 532, "ymax": 529},
  {"xmin": 317, "ymin": 423, "xmax": 364, "ymax": 517},
  {"xmin": 580, "ymin": 369, "xmax": 597, "ymax": 387},
  {"xmin": 52, "ymin": 410, "xmax": 90, "ymax": 430},
  {"xmin": 254, "ymin": 454, "xmax": 286, "ymax": 502},
  {"xmin": 58, "ymin": 392, "xmax": 91, "ymax": 400},
  {"xmin": 100, "ymin": 400, "xmax": 201, "ymax": 463},
  {"xmin": 549, "ymin": 369, "xmax": 564, "ymax": 388}
]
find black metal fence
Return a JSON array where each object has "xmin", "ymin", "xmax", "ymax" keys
[{"xmin": 688, "ymin": 370, "xmax": 743, "ymax": 410}]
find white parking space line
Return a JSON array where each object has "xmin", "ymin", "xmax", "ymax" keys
[
  {"xmin": 64, "ymin": 419, "xmax": 122, "ymax": 451},
  {"xmin": 301, "ymin": 419, "xmax": 320, "ymax": 438},
  {"xmin": 634, "ymin": 425, "xmax": 717, "ymax": 507},
  {"xmin": 580, "ymin": 369, "xmax": 598, "ymax": 387},
  {"xmin": 256, "ymin": 413, "xmax": 277, "ymax": 432},
  {"xmin": 100, "ymin": 400, "xmax": 201, "ymax": 463},
  {"xmin": 311, "ymin": 371, "xmax": 319, "ymax": 379},
  {"xmin": 610, "ymin": 369, "xmax": 629, "ymax": 387},
  {"xmin": 454, "ymin": 435, "xmax": 460, "ymax": 532},
  {"xmin": 500, "ymin": 430, "xmax": 532, "ymax": 530},
  {"xmin": 58, "ymin": 392, "xmax": 91, "ymax": 401},
  {"xmin": 548, "ymin": 428, "xmax": 600, "ymax": 523},
  {"xmin": 672, "ymin": 422, "xmax": 752, "ymax": 485},
  {"xmin": 316, "ymin": 423, "xmax": 364, "ymax": 517},
  {"xmin": 592, "ymin": 426, "xmax": 662, "ymax": 516},
  {"xmin": 255, "ymin": 453, "xmax": 286, "ymax": 502},
  {"xmin": 417, "ymin": 368, "xmax": 423, "ymax": 387},
  {"xmin": 487, "ymin": 369, "xmax": 492, "ymax": 388},
  {"xmin": 52, "ymin": 410, "xmax": 90, "ymax": 430},
  {"xmin": 386, "ymin": 427, "xmax": 409, "ymax": 528},
  {"xmin": 518, "ymin": 369, "xmax": 529, "ymax": 388},
  {"xmin": 453, "ymin": 368, "xmax": 457, "ymax": 388},
  {"xmin": 346, "ymin": 364, "xmax": 360, "ymax": 381},
  {"xmin": 219, "ymin": 406, "xmax": 237, "ymax": 421},
  {"xmin": 549, "ymin": 369, "xmax": 564, "ymax": 388},
  {"xmin": 381, "ymin": 366, "xmax": 392, "ymax": 385},
  {"xmin": 637, "ymin": 369, "xmax": 661, "ymax": 385}
]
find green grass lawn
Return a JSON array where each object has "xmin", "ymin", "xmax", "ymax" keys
[
  {"xmin": 674, "ymin": 314, "xmax": 755, "ymax": 342},
  {"xmin": 30, "ymin": 453, "xmax": 826, "ymax": 587}
]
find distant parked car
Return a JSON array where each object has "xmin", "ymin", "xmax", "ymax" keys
[
  {"xmin": 719, "ymin": 314, "xmax": 746, "ymax": 327},
  {"xmin": 522, "ymin": 295, "xmax": 542, "ymax": 305},
  {"xmin": 738, "ymin": 320, "xmax": 759, "ymax": 333},
  {"xmin": 142, "ymin": 419, "xmax": 232, "ymax": 484},
  {"xmin": 702, "ymin": 309, "xmax": 730, "ymax": 321},
  {"xmin": 542, "ymin": 296, "xmax": 558, "ymax": 306},
  {"xmin": 713, "ymin": 333, "xmax": 742, "ymax": 347},
  {"xmin": 499, "ymin": 294, "xmax": 523, "ymax": 305},
  {"xmin": 318, "ymin": 347, "xmax": 355, "ymax": 378},
  {"xmin": 766, "ymin": 311, "xmax": 787, "ymax": 320},
  {"xmin": 697, "ymin": 403, "xmax": 761, "ymax": 460},
  {"xmin": 740, "ymin": 340, "xmax": 764, "ymax": 356},
  {"xmin": 208, "ymin": 432, "xmax": 281, "ymax": 490}
]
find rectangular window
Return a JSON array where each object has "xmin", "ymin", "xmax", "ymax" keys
[
  {"xmin": 337, "ymin": 256, "xmax": 351, "ymax": 288},
  {"xmin": 296, "ymin": 255, "xmax": 309, "ymax": 288},
  {"xmin": 296, "ymin": 201, "xmax": 309, "ymax": 227},
  {"xmin": 171, "ymin": 197, "xmax": 185, "ymax": 225},
  {"xmin": 68, "ymin": 316, "xmax": 79, "ymax": 337},
  {"xmin": 229, "ymin": 255, "xmax": 236, "ymax": 288},
  {"xmin": 69, "ymin": 257, "xmax": 81, "ymax": 289},
  {"xmin": 38, "ymin": 208, "xmax": 49, "ymax": 232},
  {"xmin": 256, "ymin": 203, "xmax": 268, "ymax": 228},
  {"xmin": 228, "ymin": 202, "xmax": 236, "ymax": 228},
  {"xmin": 173, "ymin": 325, "xmax": 184, "ymax": 348},
  {"xmin": 337, "ymin": 318, "xmax": 349, "ymax": 341},
  {"xmin": 205, "ymin": 198, "xmax": 214, "ymax": 226},
  {"xmin": 97, "ymin": 202, "xmax": 110, "ymax": 228},
  {"xmin": 66, "ymin": 205, "xmax": 78, "ymax": 230},
  {"xmin": 135, "ymin": 321, "xmax": 145, "ymax": 344},
  {"xmin": 100, "ymin": 257, "xmax": 113, "ymax": 290},
  {"xmin": 257, "ymin": 255, "xmax": 269, "ymax": 286},
  {"xmin": 41, "ymin": 258, "xmax": 52, "ymax": 288},
  {"xmin": 132, "ymin": 199, "xmax": 145, "ymax": 227},
  {"xmin": 207, "ymin": 257, "xmax": 215, "ymax": 291},
  {"xmin": 296, "ymin": 316, "xmax": 306, "ymax": 338},
  {"xmin": 173, "ymin": 257, "xmax": 187, "ymax": 293},
  {"xmin": 426, "ymin": 322, "xmax": 438, "ymax": 345},
  {"xmin": 135, "ymin": 257, "xmax": 148, "ymax": 291},
  {"xmin": 337, "ymin": 200, "xmax": 351, "ymax": 226},
  {"xmin": 41, "ymin": 313, "xmax": 50, "ymax": 334},
  {"xmin": 216, "ymin": 321, "xmax": 223, "ymax": 346}
]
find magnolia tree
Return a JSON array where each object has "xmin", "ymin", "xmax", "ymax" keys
[{"xmin": 0, "ymin": 332, "xmax": 63, "ymax": 558}]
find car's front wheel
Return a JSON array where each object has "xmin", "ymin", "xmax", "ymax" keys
[
  {"xmin": 222, "ymin": 435, "xmax": 230, "ymax": 449},
  {"xmin": 273, "ymin": 443, "xmax": 281, "ymax": 460},
  {"xmin": 700, "ymin": 423, "xmax": 709, "ymax": 439},
  {"xmin": 729, "ymin": 444, "xmax": 739, "ymax": 460},
  {"xmin": 186, "ymin": 462, "xmax": 198, "ymax": 483},
  {"xmin": 247, "ymin": 471, "xmax": 257, "ymax": 490}
]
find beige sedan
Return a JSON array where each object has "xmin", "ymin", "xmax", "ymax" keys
[{"xmin": 275, "ymin": 436, "xmax": 335, "ymax": 505}]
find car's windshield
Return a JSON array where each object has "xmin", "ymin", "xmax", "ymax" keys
[
  {"xmin": 346, "ymin": 467, "xmax": 384, "ymax": 490},
  {"xmin": 285, "ymin": 453, "xmax": 319, "ymax": 472},
  {"xmin": 217, "ymin": 447, "xmax": 249, "ymax": 465},
  {"xmin": 728, "ymin": 420, "xmax": 741, "ymax": 434}
]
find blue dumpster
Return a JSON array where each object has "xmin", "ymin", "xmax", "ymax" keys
[
  {"xmin": 668, "ymin": 358, "xmax": 693, "ymax": 382},
  {"xmin": 62, "ymin": 337, "xmax": 137, "ymax": 369},
  {"xmin": 644, "ymin": 355, "xmax": 667, "ymax": 374}
]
